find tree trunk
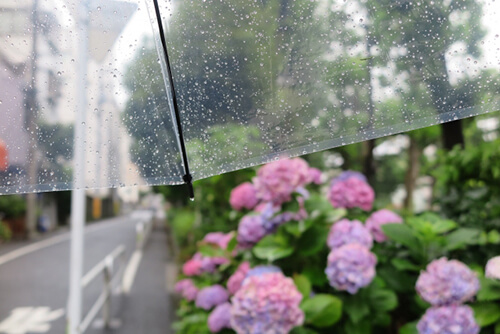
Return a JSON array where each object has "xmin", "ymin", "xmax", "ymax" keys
[
  {"xmin": 404, "ymin": 136, "xmax": 421, "ymax": 211},
  {"xmin": 441, "ymin": 120, "xmax": 465, "ymax": 150}
]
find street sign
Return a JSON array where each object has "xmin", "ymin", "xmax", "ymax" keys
[{"xmin": 0, "ymin": 140, "xmax": 7, "ymax": 172}]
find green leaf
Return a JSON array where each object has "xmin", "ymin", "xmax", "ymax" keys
[
  {"xmin": 302, "ymin": 265, "xmax": 328, "ymax": 286},
  {"xmin": 293, "ymin": 274, "xmax": 312, "ymax": 299},
  {"xmin": 296, "ymin": 226, "xmax": 328, "ymax": 256},
  {"xmin": 343, "ymin": 293, "xmax": 370, "ymax": 324},
  {"xmin": 344, "ymin": 318, "xmax": 371, "ymax": 334},
  {"xmin": 290, "ymin": 328, "xmax": 319, "ymax": 334},
  {"xmin": 284, "ymin": 219, "xmax": 314, "ymax": 237},
  {"xmin": 226, "ymin": 235, "xmax": 237, "ymax": 252},
  {"xmin": 399, "ymin": 322, "xmax": 419, "ymax": 334},
  {"xmin": 198, "ymin": 244, "xmax": 226, "ymax": 258},
  {"xmin": 445, "ymin": 228, "xmax": 481, "ymax": 250},
  {"xmin": 477, "ymin": 277, "xmax": 500, "ymax": 302},
  {"xmin": 253, "ymin": 234, "xmax": 294, "ymax": 262},
  {"xmin": 431, "ymin": 219, "xmax": 457, "ymax": 234},
  {"xmin": 369, "ymin": 288, "xmax": 398, "ymax": 312},
  {"xmin": 304, "ymin": 194, "xmax": 336, "ymax": 215},
  {"xmin": 301, "ymin": 294, "xmax": 343, "ymax": 328},
  {"xmin": 472, "ymin": 302, "xmax": 500, "ymax": 327},
  {"xmin": 391, "ymin": 258, "xmax": 421, "ymax": 272},
  {"xmin": 488, "ymin": 230, "xmax": 500, "ymax": 244},
  {"xmin": 377, "ymin": 266, "xmax": 416, "ymax": 293},
  {"xmin": 495, "ymin": 320, "xmax": 500, "ymax": 334},
  {"xmin": 372, "ymin": 312, "xmax": 391, "ymax": 327},
  {"xmin": 381, "ymin": 223, "xmax": 422, "ymax": 254}
]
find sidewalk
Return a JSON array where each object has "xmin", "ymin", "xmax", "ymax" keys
[{"xmin": 90, "ymin": 225, "xmax": 177, "ymax": 334}]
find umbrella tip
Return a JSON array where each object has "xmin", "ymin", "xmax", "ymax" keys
[{"xmin": 183, "ymin": 174, "xmax": 194, "ymax": 201}]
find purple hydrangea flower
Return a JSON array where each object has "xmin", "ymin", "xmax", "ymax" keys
[
  {"xmin": 208, "ymin": 302, "xmax": 232, "ymax": 333},
  {"xmin": 237, "ymin": 215, "xmax": 268, "ymax": 248},
  {"xmin": 174, "ymin": 279, "xmax": 199, "ymax": 301},
  {"xmin": 417, "ymin": 305, "xmax": 479, "ymax": 334},
  {"xmin": 227, "ymin": 262, "xmax": 250, "ymax": 295},
  {"xmin": 486, "ymin": 256, "xmax": 500, "ymax": 280},
  {"xmin": 230, "ymin": 182, "xmax": 259, "ymax": 211},
  {"xmin": 328, "ymin": 177, "xmax": 375, "ymax": 211},
  {"xmin": 325, "ymin": 243, "xmax": 377, "ymax": 294},
  {"xmin": 331, "ymin": 171, "xmax": 367, "ymax": 185},
  {"xmin": 253, "ymin": 158, "xmax": 315, "ymax": 205},
  {"xmin": 327, "ymin": 219, "xmax": 373, "ymax": 250},
  {"xmin": 182, "ymin": 253, "xmax": 230, "ymax": 276},
  {"xmin": 416, "ymin": 258, "xmax": 479, "ymax": 306},
  {"xmin": 231, "ymin": 271, "xmax": 304, "ymax": 334},
  {"xmin": 195, "ymin": 285, "xmax": 229, "ymax": 310},
  {"xmin": 245, "ymin": 265, "xmax": 282, "ymax": 279},
  {"xmin": 366, "ymin": 209, "xmax": 403, "ymax": 242}
]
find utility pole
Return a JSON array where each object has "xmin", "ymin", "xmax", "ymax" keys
[
  {"xmin": 25, "ymin": 0, "xmax": 39, "ymax": 239},
  {"xmin": 68, "ymin": 0, "xmax": 89, "ymax": 332}
]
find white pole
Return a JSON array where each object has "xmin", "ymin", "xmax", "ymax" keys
[{"xmin": 68, "ymin": 1, "xmax": 89, "ymax": 333}]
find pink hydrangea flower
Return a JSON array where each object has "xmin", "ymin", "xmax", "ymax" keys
[
  {"xmin": 327, "ymin": 219, "xmax": 373, "ymax": 250},
  {"xmin": 309, "ymin": 168, "xmax": 322, "ymax": 184},
  {"xmin": 486, "ymin": 256, "xmax": 500, "ymax": 280},
  {"xmin": 416, "ymin": 258, "xmax": 479, "ymax": 306},
  {"xmin": 325, "ymin": 243, "xmax": 377, "ymax": 294},
  {"xmin": 196, "ymin": 285, "xmax": 229, "ymax": 310},
  {"xmin": 230, "ymin": 182, "xmax": 259, "ymax": 211},
  {"xmin": 253, "ymin": 158, "xmax": 314, "ymax": 205},
  {"xmin": 366, "ymin": 209, "xmax": 403, "ymax": 242},
  {"xmin": 208, "ymin": 302, "xmax": 232, "ymax": 333},
  {"xmin": 183, "ymin": 253, "xmax": 229, "ymax": 276},
  {"xmin": 231, "ymin": 270, "xmax": 304, "ymax": 333},
  {"xmin": 227, "ymin": 262, "xmax": 250, "ymax": 295},
  {"xmin": 417, "ymin": 305, "xmax": 479, "ymax": 334},
  {"xmin": 203, "ymin": 232, "xmax": 235, "ymax": 250},
  {"xmin": 182, "ymin": 255, "xmax": 203, "ymax": 276},
  {"xmin": 174, "ymin": 279, "xmax": 199, "ymax": 301},
  {"xmin": 328, "ymin": 177, "xmax": 375, "ymax": 211}
]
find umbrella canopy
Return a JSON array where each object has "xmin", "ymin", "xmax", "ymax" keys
[{"xmin": 0, "ymin": 0, "xmax": 499, "ymax": 195}]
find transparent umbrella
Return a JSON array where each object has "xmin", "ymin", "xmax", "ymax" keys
[
  {"xmin": 0, "ymin": 0, "xmax": 499, "ymax": 333},
  {"xmin": 0, "ymin": 0, "xmax": 498, "ymax": 197}
]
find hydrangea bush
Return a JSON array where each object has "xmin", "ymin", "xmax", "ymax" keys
[{"xmin": 172, "ymin": 158, "xmax": 500, "ymax": 334}]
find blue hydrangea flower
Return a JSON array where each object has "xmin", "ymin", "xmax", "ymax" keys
[
  {"xmin": 417, "ymin": 305, "xmax": 479, "ymax": 334},
  {"xmin": 416, "ymin": 258, "xmax": 479, "ymax": 306},
  {"xmin": 195, "ymin": 285, "xmax": 229, "ymax": 310},
  {"xmin": 325, "ymin": 243, "xmax": 377, "ymax": 294},
  {"xmin": 327, "ymin": 219, "xmax": 373, "ymax": 250}
]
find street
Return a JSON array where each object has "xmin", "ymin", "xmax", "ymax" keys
[{"xmin": 0, "ymin": 213, "xmax": 173, "ymax": 334}]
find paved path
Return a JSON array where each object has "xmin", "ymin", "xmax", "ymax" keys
[{"xmin": 0, "ymin": 213, "xmax": 173, "ymax": 334}]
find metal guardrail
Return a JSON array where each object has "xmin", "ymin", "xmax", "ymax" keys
[
  {"xmin": 76, "ymin": 245, "xmax": 126, "ymax": 333},
  {"xmin": 135, "ymin": 218, "xmax": 153, "ymax": 250},
  {"xmin": 69, "ymin": 214, "xmax": 154, "ymax": 333}
]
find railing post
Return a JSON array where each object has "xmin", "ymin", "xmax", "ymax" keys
[
  {"xmin": 102, "ymin": 256, "xmax": 113, "ymax": 328},
  {"xmin": 136, "ymin": 222, "xmax": 144, "ymax": 250}
]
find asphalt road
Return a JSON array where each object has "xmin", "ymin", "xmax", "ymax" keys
[{"xmin": 0, "ymin": 213, "xmax": 172, "ymax": 334}]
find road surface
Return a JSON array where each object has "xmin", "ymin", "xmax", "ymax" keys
[{"xmin": 0, "ymin": 213, "xmax": 173, "ymax": 334}]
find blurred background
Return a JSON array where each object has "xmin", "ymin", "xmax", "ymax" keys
[{"xmin": 0, "ymin": 0, "xmax": 499, "ymax": 332}]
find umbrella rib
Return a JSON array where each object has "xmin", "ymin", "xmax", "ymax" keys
[{"xmin": 152, "ymin": 0, "xmax": 194, "ymax": 199}]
